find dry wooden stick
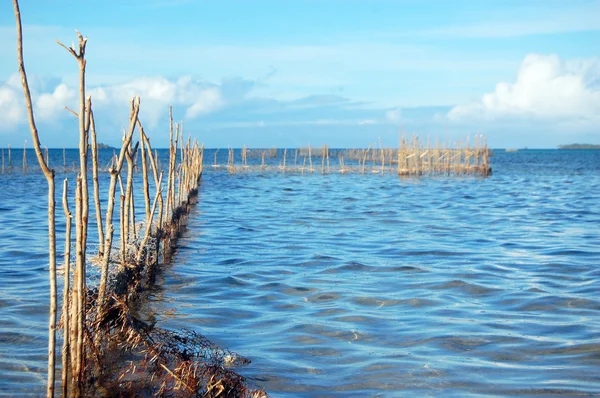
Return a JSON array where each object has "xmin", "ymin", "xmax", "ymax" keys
[
  {"xmin": 73, "ymin": 176, "xmax": 83, "ymax": 383},
  {"xmin": 61, "ymin": 179, "xmax": 71, "ymax": 397},
  {"xmin": 13, "ymin": 1, "xmax": 57, "ymax": 395},
  {"xmin": 140, "ymin": 125, "xmax": 151, "ymax": 225},
  {"xmin": 97, "ymin": 96, "xmax": 140, "ymax": 309},
  {"xmin": 124, "ymin": 141, "xmax": 139, "ymax": 247},
  {"xmin": 23, "ymin": 139, "xmax": 27, "ymax": 172},
  {"xmin": 90, "ymin": 109, "xmax": 104, "ymax": 257},
  {"xmin": 165, "ymin": 108, "xmax": 173, "ymax": 219},
  {"xmin": 57, "ymin": 34, "xmax": 91, "ymax": 386},
  {"xmin": 135, "ymin": 171, "xmax": 164, "ymax": 263},
  {"xmin": 141, "ymin": 126, "xmax": 163, "ymax": 231},
  {"xmin": 283, "ymin": 148, "xmax": 287, "ymax": 173}
]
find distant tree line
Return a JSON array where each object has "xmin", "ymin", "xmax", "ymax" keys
[{"xmin": 558, "ymin": 143, "xmax": 600, "ymax": 149}]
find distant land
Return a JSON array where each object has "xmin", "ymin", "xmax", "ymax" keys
[
  {"xmin": 558, "ymin": 144, "xmax": 600, "ymax": 149},
  {"xmin": 97, "ymin": 142, "xmax": 115, "ymax": 149}
]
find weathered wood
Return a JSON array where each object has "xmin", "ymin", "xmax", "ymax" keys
[{"xmin": 13, "ymin": 1, "xmax": 57, "ymax": 395}]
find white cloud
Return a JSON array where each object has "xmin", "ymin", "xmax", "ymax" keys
[
  {"xmin": 0, "ymin": 84, "xmax": 23, "ymax": 127},
  {"xmin": 36, "ymin": 83, "xmax": 76, "ymax": 120},
  {"xmin": 359, "ymin": 119, "xmax": 377, "ymax": 125},
  {"xmin": 385, "ymin": 108, "xmax": 402, "ymax": 123},
  {"xmin": 448, "ymin": 54, "xmax": 600, "ymax": 123},
  {"xmin": 0, "ymin": 73, "xmax": 74, "ymax": 127},
  {"xmin": 0, "ymin": 74, "xmax": 252, "ymax": 136},
  {"xmin": 185, "ymin": 87, "xmax": 224, "ymax": 119}
]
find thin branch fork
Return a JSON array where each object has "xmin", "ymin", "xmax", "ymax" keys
[{"xmin": 55, "ymin": 30, "xmax": 87, "ymax": 60}]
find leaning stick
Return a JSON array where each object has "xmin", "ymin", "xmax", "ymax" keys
[
  {"xmin": 90, "ymin": 110, "xmax": 104, "ymax": 256},
  {"xmin": 135, "ymin": 171, "xmax": 164, "ymax": 263},
  {"xmin": 97, "ymin": 96, "xmax": 140, "ymax": 309}
]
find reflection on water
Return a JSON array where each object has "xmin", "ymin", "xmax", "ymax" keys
[{"xmin": 1, "ymin": 149, "xmax": 600, "ymax": 396}]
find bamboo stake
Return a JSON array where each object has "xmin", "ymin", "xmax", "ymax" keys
[
  {"xmin": 73, "ymin": 176, "xmax": 83, "ymax": 384},
  {"xmin": 140, "ymin": 126, "xmax": 151, "ymax": 225},
  {"xmin": 179, "ymin": 122, "xmax": 184, "ymax": 163},
  {"xmin": 124, "ymin": 141, "xmax": 139, "ymax": 246},
  {"xmin": 170, "ymin": 122, "xmax": 179, "ymax": 213},
  {"xmin": 8, "ymin": 144, "xmax": 11, "ymax": 171},
  {"xmin": 90, "ymin": 110, "xmax": 104, "ymax": 257},
  {"xmin": 135, "ymin": 171, "xmax": 163, "ymax": 263},
  {"xmin": 165, "ymin": 108, "xmax": 173, "ymax": 219},
  {"xmin": 61, "ymin": 179, "xmax": 71, "ymax": 397},
  {"xmin": 283, "ymin": 148, "xmax": 287, "ymax": 173},
  {"xmin": 118, "ymin": 173, "xmax": 126, "ymax": 263},
  {"xmin": 155, "ymin": 149, "xmax": 160, "ymax": 173},
  {"xmin": 129, "ymin": 174, "xmax": 136, "ymax": 240},
  {"xmin": 97, "ymin": 96, "xmax": 140, "ymax": 309},
  {"xmin": 23, "ymin": 140, "xmax": 27, "ymax": 172},
  {"xmin": 13, "ymin": 2, "xmax": 57, "ymax": 395},
  {"xmin": 141, "ymin": 128, "xmax": 163, "ymax": 233},
  {"xmin": 378, "ymin": 137, "xmax": 384, "ymax": 175},
  {"xmin": 57, "ymin": 36, "xmax": 90, "ymax": 386},
  {"xmin": 212, "ymin": 148, "xmax": 219, "ymax": 168}
]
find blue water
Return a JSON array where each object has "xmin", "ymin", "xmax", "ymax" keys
[{"xmin": 1, "ymin": 149, "xmax": 599, "ymax": 396}]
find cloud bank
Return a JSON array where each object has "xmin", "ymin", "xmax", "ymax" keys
[
  {"xmin": 2, "ymin": 53, "xmax": 598, "ymax": 148},
  {"xmin": 0, "ymin": 73, "xmax": 404, "ymax": 147},
  {"xmin": 448, "ymin": 54, "xmax": 600, "ymax": 125}
]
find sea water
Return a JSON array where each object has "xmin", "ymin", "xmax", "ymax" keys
[{"xmin": 1, "ymin": 149, "xmax": 599, "ymax": 396}]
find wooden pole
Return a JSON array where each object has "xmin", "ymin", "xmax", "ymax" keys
[
  {"xmin": 61, "ymin": 179, "xmax": 71, "ymax": 397},
  {"xmin": 73, "ymin": 177, "xmax": 84, "ymax": 382},
  {"xmin": 57, "ymin": 35, "xmax": 90, "ymax": 386},
  {"xmin": 23, "ymin": 140, "xmax": 27, "ymax": 172},
  {"xmin": 141, "ymin": 128, "xmax": 163, "ymax": 267},
  {"xmin": 140, "ymin": 125, "xmax": 163, "ymax": 232},
  {"xmin": 97, "ymin": 97, "xmax": 140, "ymax": 308},
  {"xmin": 283, "ymin": 148, "xmax": 287, "ymax": 173},
  {"xmin": 135, "ymin": 171, "xmax": 163, "ymax": 263},
  {"xmin": 13, "ymin": 2, "xmax": 57, "ymax": 395},
  {"xmin": 90, "ymin": 110, "xmax": 104, "ymax": 257},
  {"xmin": 124, "ymin": 142, "xmax": 139, "ymax": 247},
  {"xmin": 140, "ymin": 126, "xmax": 151, "ymax": 226}
]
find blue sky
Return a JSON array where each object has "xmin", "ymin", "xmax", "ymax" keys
[{"xmin": 1, "ymin": 0, "xmax": 599, "ymax": 148}]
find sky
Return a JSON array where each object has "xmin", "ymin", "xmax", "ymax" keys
[{"xmin": 0, "ymin": 0, "xmax": 599, "ymax": 148}]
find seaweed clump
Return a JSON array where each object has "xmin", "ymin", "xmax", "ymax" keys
[{"xmin": 80, "ymin": 294, "xmax": 266, "ymax": 398}]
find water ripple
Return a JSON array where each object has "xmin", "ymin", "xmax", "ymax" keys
[{"xmin": 1, "ymin": 149, "xmax": 600, "ymax": 396}]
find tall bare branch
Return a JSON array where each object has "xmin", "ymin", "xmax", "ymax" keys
[{"xmin": 13, "ymin": 1, "xmax": 57, "ymax": 396}]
